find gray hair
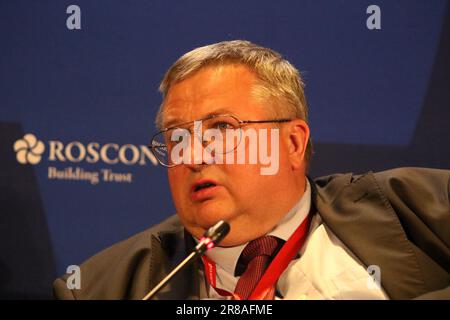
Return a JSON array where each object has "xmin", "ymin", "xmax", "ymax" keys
[{"xmin": 156, "ymin": 40, "xmax": 313, "ymax": 164}]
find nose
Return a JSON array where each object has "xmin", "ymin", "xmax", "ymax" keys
[{"xmin": 183, "ymin": 130, "xmax": 211, "ymax": 171}]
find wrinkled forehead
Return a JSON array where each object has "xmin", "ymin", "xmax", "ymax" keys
[{"xmin": 161, "ymin": 64, "xmax": 272, "ymax": 129}]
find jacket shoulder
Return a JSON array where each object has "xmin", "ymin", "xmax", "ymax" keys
[
  {"xmin": 373, "ymin": 167, "xmax": 450, "ymax": 242},
  {"xmin": 371, "ymin": 167, "xmax": 449, "ymax": 211},
  {"xmin": 313, "ymin": 167, "xmax": 450, "ymax": 251},
  {"xmin": 313, "ymin": 167, "xmax": 449, "ymax": 197},
  {"xmin": 372, "ymin": 167, "xmax": 450, "ymax": 184}
]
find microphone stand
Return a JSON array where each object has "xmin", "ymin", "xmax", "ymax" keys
[
  {"xmin": 142, "ymin": 220, "xmax": 230, "ymax": 300},
  {"xmin": 142, "ymin": 251, "xmax": 197, "ymax": 300}
]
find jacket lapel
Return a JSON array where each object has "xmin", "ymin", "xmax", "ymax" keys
[
  {"xmin": 312, "ymin": 172, "xmax": 427, "ymax": 299},
  {"xmin": 149, "ymin": 228, "xmax": 199, "ymax": 300}
]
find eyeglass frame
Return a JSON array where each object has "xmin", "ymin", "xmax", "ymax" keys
[{"xmin": 149, "ymin": 114, "xmax": 293, "ymax": 167}]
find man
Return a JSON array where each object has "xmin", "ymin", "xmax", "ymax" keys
[{"xmin": 53, "ymin": 40, "xmax": 450, "ymax": 300}]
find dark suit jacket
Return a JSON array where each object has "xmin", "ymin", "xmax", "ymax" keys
[{"xmin": 53, "ymin": 167, "xmax": 450, "ymax": 300}]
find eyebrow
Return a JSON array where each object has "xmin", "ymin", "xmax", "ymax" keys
[{"xmin": 162, "ymin": 107, "xmax": 237, "ymax": 129}]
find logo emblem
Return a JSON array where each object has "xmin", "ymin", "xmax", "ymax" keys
[{"xmin": 13, "ymin": 133, "xmax": 46, "ymax": 164}]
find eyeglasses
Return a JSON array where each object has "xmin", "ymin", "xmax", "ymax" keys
[{"xmin": 149, "ymin": 114, "xmax": 292, "ymax": 167}]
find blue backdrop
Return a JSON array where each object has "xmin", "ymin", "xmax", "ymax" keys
[{"xmin": 0, "ymin": 0, "xmax": 449, "ymax": 298}]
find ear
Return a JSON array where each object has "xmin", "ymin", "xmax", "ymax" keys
[{"xmin": 284, "ymin": 119, "xmax": 310, "ymax": 170}]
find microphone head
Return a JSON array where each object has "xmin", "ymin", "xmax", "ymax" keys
[
  {"xmin": 195, "ymin": 220, "xmax": 230, "ymax": 254},
  {"xmin": 204, "ymin": 220, "xmax": 230, "ymax": 245}
]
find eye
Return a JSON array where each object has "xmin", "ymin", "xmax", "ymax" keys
[
  {"xmin": 214, "ymin": 121, "xmax": 235, "ymax": 130},
  {"xmin": 173, "ymin": 135, "xmax": 184, "ymax": 143},
  {"xmin": 170, "ymin": 128, "xmax": 190, "ymax": 143}
]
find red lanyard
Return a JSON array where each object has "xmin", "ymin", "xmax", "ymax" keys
[{"xmin": 201, "ymin": 214, "xmax": 311, "ymax": 300}]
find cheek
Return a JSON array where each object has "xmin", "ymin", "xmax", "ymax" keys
[
  {"xmin": 167, "ymin": 171, "xmax": 176, "ymax": 187},
  {"xmin": 168, "ymin": 169, "xmax": 186, "ymax": 203},
  {"xmin": 224, "ymin": 164, "xmax": 264, "ymax": 198}
]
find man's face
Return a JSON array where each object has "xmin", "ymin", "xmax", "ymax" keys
[{"xmin": 162, "ymin": 64, "xmax": 304, "ymax": 246}]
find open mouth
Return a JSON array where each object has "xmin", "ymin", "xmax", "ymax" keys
[
  {"xmin": 194, "ymin": 182, "xmax": 217, "ymax": 192},
  {"xmin": 190, "ymin": 180, "xmax": 219, "ymax": 202}
]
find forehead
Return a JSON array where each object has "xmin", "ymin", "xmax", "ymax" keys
[{"xmin": 162, "ymin": 64, "xmax": 272, "ymax": 128}]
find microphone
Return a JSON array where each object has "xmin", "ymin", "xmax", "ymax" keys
[{"xmin": 142, "ymin": 220, "xmax": 230, "ymax": 300}]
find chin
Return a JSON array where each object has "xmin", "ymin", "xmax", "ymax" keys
[{"xmin": 194, "ymin": 202, "xmax": 236, "ymax": 228}]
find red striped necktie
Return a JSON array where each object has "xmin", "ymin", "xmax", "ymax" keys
[{"xmin": 233, "ymin": 236, "xmax": 283, "ymax": 300}]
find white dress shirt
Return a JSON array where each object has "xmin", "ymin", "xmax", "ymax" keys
[{"xmin": 198, "ymin": 180, "xmax": 389, "ymax": 300}]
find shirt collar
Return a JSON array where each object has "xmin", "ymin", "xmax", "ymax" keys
[{"xmin": 204, "ymin": 180, "xmax": 311, "ymax": 275}]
